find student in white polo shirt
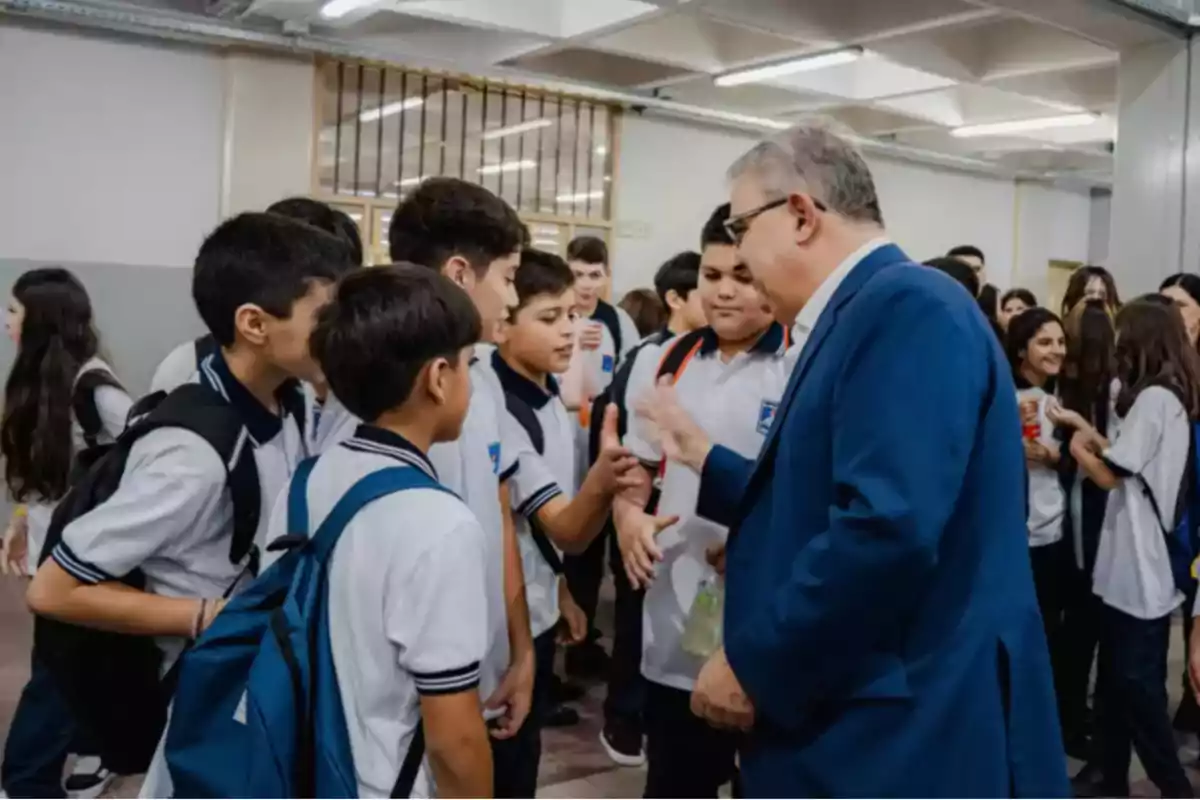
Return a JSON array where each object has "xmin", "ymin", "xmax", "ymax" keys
[
  {"xmin": 26, "ymin": 214, "xmax": 353, "ymax": 795},
  {"xmin": 1054, "ymin": 298, "xmax": 1200, "ymax": 798},
  {"xmin": 265, "ymin": 265, "xmax": 494, "ymax": 797},
  {"xmin": 560, "ymin": 235, "xmax": 641, "ymax": 679},
  {"xmin": 491, "ymin": 248, "xmax": 640, "ymax": 792},
  {"xmin": 308, "ymin": 178, "xmax": 537, "ymax": 797},
  {"xmin": 613, "ymin": 201, "xmax": 791, "ymax": 798},
  {"xmin": 1005, "ymin": 308, "xmax": 1069, "ymax": 666}
]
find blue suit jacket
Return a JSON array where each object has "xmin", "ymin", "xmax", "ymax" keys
[{"xmin": 698, "ymin": 245, "xmax": 1068, "ymax": 798}]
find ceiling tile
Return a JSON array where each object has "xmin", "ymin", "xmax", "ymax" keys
[
  {"xmin": 696, "ymin": 0, "xmax": 984, "ymax": 45},
  {"xmin": 875, "ymin": 84, "xmax": 1067, "ymax": 128},
  {"xmin": 661, "ymin": 76, "xmax": 835, "ymax": 113},
  {"xmin": 986, "ymin": 63, "xmax": 1117, "ymax": 112},
  {"xmin": 810, "ymin": 105, "xmax": 942, "ymax": 136},
  {"xmin": 501, "ymin": 47, "xmax": 695, "ymax": 87},
  {"xmin": 762, "ymin": 51, "xmax": 957, "ymax": 102}
]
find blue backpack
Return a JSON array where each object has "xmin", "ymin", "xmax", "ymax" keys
[
  {"xmin": 165, "ymin": 458, "xmax": 448, "ymax": 798},
  {"xmin": 1137, "ymin": 420, "xmax": 1200, "ymax": 592}
]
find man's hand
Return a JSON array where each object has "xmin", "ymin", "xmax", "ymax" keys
[
  {"xmin": 590, "ymin": 404, "xmax": 642, "ymax": 494},
  {"xmin": 578, "ymin": 322, "xmax": 604, "ymax": 352},
  {"xmin": 691, "ymin": 647, "xmax": 755, "ymax": 731},
  {"xmin": 705, "ymin": 544, "xmax": 726, "ymax": 577},
  {"xmin": 636, "ymin": 380, "xmax": 712, "ymax": 472},
  {"xmin": 558, "ymin": 582, "xmax": 588, "ymax": 645},
  {"xmin": 484, "ymin": 645, "xmax": 534, "ymax": 740},
  {"xmin": 2, "ymin": 512, "xmax": 29, "ymax": 578},
  {"xmin": 614, "ymin": 505, "xmax": 679, "ymax": 589}
]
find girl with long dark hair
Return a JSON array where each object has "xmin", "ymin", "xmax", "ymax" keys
[
  {"xmin": 999, "ymin": 288, "xmax": 1038, "ymax": 333},
  {"xmin": 1054, "ymin": 297, "xmax": 1200, "ymax": 798},
  {"xmin": 1005, "ymin": 308, "xmax": 1069, "ymax": 651},
  {"xmin": 1053, "ymin": 299, "xmax": 1116, "ymax": 760},
  {"xmin": 0, "ymin": 267, "xmax": 131, "ymax": 799},
  {"xmin": 1062, "ymin": 266, "xmax": 1120, "ymax": 319}
]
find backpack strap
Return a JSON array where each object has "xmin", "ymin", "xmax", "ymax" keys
[
  {"xmin": 391, "ymin": 724, "xmax": 424, "ymax": 798},
  {"xmin": 73, "ymin": 368, "xmax": 125, "ymax": 449},
  {"xmin": 656, "ymin": 329, "xmax": 707, "ymax": 384},
  {"xmin": 307, "ymin": 466, "xmax": 445, "ymax": 565},
  {"xmin": 588, "ymin": 331, "xmax": 672, "ymax": 462},
  {"xmin": 142, "ymin": 383, "xmax": 262, "ymax": 568},
  {"xmin": 592, "ymin": 301, "xmax": 623, "ymax": 368},
  {"xmin": 504, "ymin": 391, "xmax": 544, "ymax": 456}
]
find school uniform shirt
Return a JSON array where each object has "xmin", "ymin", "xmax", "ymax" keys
[
  {"xmin": 52, "ymin": 351, "xmax": 307, "ymax": 668},
  {"xmin": 262, "ymin": 427, "xmax": 489, "ymax": 798},
  {"xmin": 25, "ymin": 357, "xmax": 133, "ymax": 574},
  {"xmin": 492, "ymin": 350, "xmax": 578, "ymax": 639},
  {"xmin": 305, "ymin": 344, "xmax": 520, "ymax": 712},
  {"xmin": 624, "ymin": 323, "xmax": 791, "ymax": 692},
  {"xmin": 1017, "ymin": 386, "xmax": 1066, "ymax": 548},
  {"xmin": 149, "ymin": 340, "xmax": 198, "ymax": 395},
  {"xmin": 1093, "ymin": 386, "xmax": 1190, "ymax": 620}
]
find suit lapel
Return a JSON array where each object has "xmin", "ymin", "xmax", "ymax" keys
[{"xmin": 745, "ymin": 244, "xmax": 911, "ymax": 492}]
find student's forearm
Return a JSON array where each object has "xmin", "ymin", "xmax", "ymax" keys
[
  {"xmin": 27, "ymin": 561, "xmax": 198, "ymax": 637},
  {"xmin": 499, "ymin": 484, "xmax": 533, "ymax": 657},
  {"xmin": 539, "ymin": 477, "xmax": 612, "ymax": 554},
  {"xmin": 423, "ymin": 705, "xmax": 493, "ymax": 798},
  {"xmin": 1071, "ymin": 439, "xmax": 1119, "ymax": 490}
]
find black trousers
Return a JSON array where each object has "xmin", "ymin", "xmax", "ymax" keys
[
  {"xmin": 562, "ymin": 526, "xmax": 607, "ymax": 639},
  {"xmin": 644, "ymin": 681, "xmax": 739, "ymax": 798},
  {"xmin": 603, "ymin": 526, "xmax": 645, "ymax": 730},
  {"xmin": 491, "ymin": 629, "xmax": 557, "ymax": 798},
  {"xmin": 1176, "ymin": 584, "xmax": 1200, "ymax": 733},
  {"xmin": 1095, "ymin": 605, "xmax": 1192, "ymax": 798},
  {"xmin": 1057, "ymin": 564, "xmax": 1102, "ymax": 747},
  {"xmin": 1030, "ymin": 540, "xmax": 1070, "ymax": 735}
]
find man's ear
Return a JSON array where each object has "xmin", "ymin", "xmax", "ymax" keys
[
  {"xmin": 788, "ymin": 192, "xmax": 821, "ymax": 246},
  {"xmin": 233, "ymin": 303, "xmax": 270, "ymax": 347}
]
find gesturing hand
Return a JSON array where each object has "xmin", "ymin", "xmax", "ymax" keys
[
  {"xmin": 635, "ymin": 380, "xmax": 712, "ymax": 472},
  {"xmin": 615, "ymin": 506, "xmax": 680, "ymax": 589},
  {"xmin": 592, "ymin": 404, "xmax": 642, "ymax": 494}
]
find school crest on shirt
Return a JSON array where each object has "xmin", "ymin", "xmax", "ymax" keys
[
  {"xmin": 757, "ymin": 400, "xmax": 779, "ymax": 435},
  {"xmin": 488, "ymin": 442, "xmax": 501, "ymax": 475},
  {"xmin": 602, "ymin": 354, "xmax": 614, "ymax": 374}
]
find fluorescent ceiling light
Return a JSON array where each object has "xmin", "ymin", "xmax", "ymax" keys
[
  {"xmin": 557, "ymin": 191, "xmax": 605, "ymax": 203},
  {"xmin": 715, "ymin": 47, "xmax": 864, "ymax": 88},
  {"xmin": 359, "ymin": 97, "xmax": 424, "ymax": 123},
  {"xmin": 596, "ymin": 145, "xmax": 608, "ymax": 156},
  {"xmin": 950, "ymin": 113, "xmax": 1099, "ymax": 138},
  {"xmin": 319, "ymin": 0, "xmax": 375, "ymax": 19},
  {"xmin": 477, "ymin": 159, "xmax": 537, "ymax": 176},
  {"xmin": 482, "ymin": 118, "xmax": 553, "ymax": 141}
]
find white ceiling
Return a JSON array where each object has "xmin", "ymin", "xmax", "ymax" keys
[{"xmin": 239, "ymin": 0, "xmax": 1190, "ymax": 184}]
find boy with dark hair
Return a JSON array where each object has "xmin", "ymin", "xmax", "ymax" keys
[
  {"xmin": 149, "ymin": 196, "xmax": 360, "ymax": 396},
  {"xmin": 305, "ymin": 177, "xmax": 537, "ymax": 796},
  {"xmin": 613, "ymin": 201, "xmax": 791, "ymax": 797},
  {"xmin": 654, "ymin": 251, "xmax": 706, "ymax": 337},
  {"xmin": 488, "ymin": 247, "xmax": 640, "ymax": 793},
  {"xmin": 562, "ymin": 234, "xmax": 640, "ymax": 678},
  {"xmin": 263, "ymin": 265, "xmax": 493, "ymax": 797},
  {"xmin": 27, "ymin": 212, "xmax": 354, "ymax": 793}
]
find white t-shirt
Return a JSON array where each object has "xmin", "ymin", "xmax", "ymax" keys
[
  {"xmin": 1018, "ymin": 386, "xmax": 1066, "ymax": 548},
  {"xmin": 492, "ymin": 350, "xmax": 578, "ymax": 639},
  {"xmin": 24, "ymin": 357, "xmax": 133, "ymax": 574},
  {"xmin": 263, "ymin": 427, "xmax": 488, "ymax": 798},
  {"xmin": 1093, "ymin": 386, "xmax": 1190, "ymax": 620},
  {"xmin": 624, "ymin": 324, "xmax": 790, "ymax": 691}
]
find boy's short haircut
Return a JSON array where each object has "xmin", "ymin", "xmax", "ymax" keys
[
  {"xmin": 513, "ymin": 248, "xmax": 575, "ymax": 313},
  {"xmin": 654, "ymin": 251, "xmax": 701, "ymax": 307},
  {"xmin": 193, "ymin": 212, "xmax": 355, "ymax": 346},
  {"xmin": 947, "ymin": 244, "xmax": 985, "ymax": 264},
  {"xmin": 266, "ymin": 197, "xmax": 361, "ymax": 266},
  {"xmin": 566, "ymin": 236, "xmax": 608, "ymax": 269},
  {"xmin": 701, "ymin": 203, "xmax": 735, "ymax": 248},
  {"xmin": 311, "ymin": 265, "xmax": 482, "ymax": 422},
  {"xmin": 388, "ymin": 178, "xmax": 524, "ymax": 275}
]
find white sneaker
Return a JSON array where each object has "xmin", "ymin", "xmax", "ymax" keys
[{"xmin": 64, "ymin": 756, "xmax": 115, "ymax": 800}]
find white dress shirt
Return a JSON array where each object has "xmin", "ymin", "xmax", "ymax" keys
[{"xmin": 789, "ymin": 237, "xmax": 892, "ymax": 363}]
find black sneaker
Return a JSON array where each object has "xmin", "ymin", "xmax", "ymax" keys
[
  {"xmin": 600, "ymin": 721, "xmax": 645, "ymax": 767},
  {"xmin": 63, "ymin": 757, "xmax": 114, "ymax": 800},
  {"xmin": 565, "ymin": 640, "xmax": 611, "ymax": 679},
  {"xmin": 550, "ymin": 674, "xmax": 587, "ymax": 704},
  {"xmin": 543, "ymin": 703, "xmax": 581, "ymax": 728}
]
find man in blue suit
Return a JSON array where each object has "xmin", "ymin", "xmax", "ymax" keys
[{"xmin": 638, "ymin": 123, "xmax": 1068, "ymax": 797}]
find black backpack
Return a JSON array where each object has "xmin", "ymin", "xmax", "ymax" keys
[
  {"xmin": 592, "ymin": 300, "xmax": 624, "ymax": 369},
  {"xmin": 585, "ymin": 329, "xmax": 674, "ymax": 466},
  {"xmin": 70, "ymin": 367, "xmax": 127, "ymax": 479},
  {"xmin": 33, "ymin": 382, "xmax": 265, "ymax": 775}
]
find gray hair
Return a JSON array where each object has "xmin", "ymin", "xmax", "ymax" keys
[{"xmin": 728, "ymin": 119, "xmax": 884, "ymax": 226}]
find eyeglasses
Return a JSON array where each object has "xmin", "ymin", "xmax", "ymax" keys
[{"xmin": 723, "ymin": 196, "xmax": 828, "ymax": 246}]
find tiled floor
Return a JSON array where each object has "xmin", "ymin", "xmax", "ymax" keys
[{"xmin": 2, "ymin": 573, "xmax": 1200, "ymax": 799}]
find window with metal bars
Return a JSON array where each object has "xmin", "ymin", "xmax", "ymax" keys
[{"xmin": 315, "ymin": 59, "xmax": 616, "ymax": 253}]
